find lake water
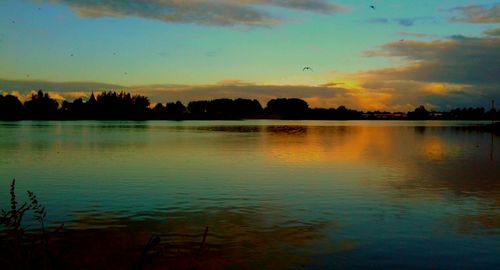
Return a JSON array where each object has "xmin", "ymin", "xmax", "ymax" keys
[{"xmin": 0, "ymin": 121, "xmax": 499, "ymax": 269}]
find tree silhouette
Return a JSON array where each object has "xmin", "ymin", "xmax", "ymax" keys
[
  {"xmin": 92, "ymin": 91, "xmax": 150, "ymax": 119},
  {"xmin": 0, "ymin": 94, "xmax": 24, "ymax": 120},
  {"xmin": 166, "ymin": 101, "xmax": 187, "ymax": 119},
  {"xmin": 266, "ymin": 98, "xmax": 309, "ymax": 119},
  {"xmin": 408, "ymin": 105, "xmax": 430, "ymax": 120},
  {"xmin": 187, "ymin": 101, "xmax": 210, "ymax": 118},
  {"xmin": 233, "ymin": 98, "xmax": 263, "ymax": 118},
  {"xmin": 24, "ymin": 90, "xmax": 59, "ymax": 119},
  {"xmin": 1, "ymin": 91, "xmax": 497, "ymax": 121},
  {"xmin": 309, "ymin": 106, "xmax": 362, "ymax": 120},
  {"xmin": 152, "ymin": 103, "xmax": 167, "ymax": 119},
  {"xmin": 185, "ymin": 99, "xmax": 263, "ymax": 119}
]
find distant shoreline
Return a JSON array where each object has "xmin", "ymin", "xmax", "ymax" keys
[{"xmin": 1, "ymin": 90, "xmax": 498, "ymax": 122}]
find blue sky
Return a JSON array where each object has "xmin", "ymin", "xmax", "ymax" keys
[{"xmin": 0, "ymin": 0, "xmax": 499, "ymax": 110}]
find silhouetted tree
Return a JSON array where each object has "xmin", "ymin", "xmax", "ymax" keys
[
  {"xmin": 408, "ymin": 105, "xmax": 430, "ymax": 120},
  {"xmin": 446, "ymin": 107, "xmax": 491, "ymax": 120},
  {"xmin": 233, "ymin": 98, "xmax": 263, "ymax": 118},
  {"xmin": 132, "ymin": 95, "xmax": 150, "ymax": 119},
  {"xmin": 24, "ymin": 90, "xmax": 59, "ymax": 119},
  {"xmin": 61, "ymin": 98, "xmax": 87, "ymax": 119},
  {"xmin": 166, "ymin": 101, "xmax": 186, "ymax": 119},
  {"xmin": 266, "ymin": 98, "xmax": 309, "ymax": 119},
  {"xmin": 486, "ymin": 108, "xmax": 499, "ymax": 121},
  {"xmin": 1, "ymin": 89, "xmax": 497, "ymax": 121},
  {"xmin": 0, "ymin": 94, "xmax": 24, "ymax": 120},
  {"xmin": 187, "ymin": 101, "xmax": 209, "ymax": 118},
  {"xmin": 308, "ymin": 106, "xmax": 363, "ymax": 120},
  {"xmin": 206, "ymin": 98, "xmax": 234, "ymax": 118},
  {"xmin": 186, "ymin": 99, "xmax": 262, "ymax": 119},
  {"xmin": 90, "ymin": 91, "xmax": 151, "ymax": 119},
  {"xmin": 335, "ymin": 106, "xmax": 362, "ymax": 120},
  {"xmin": 152, "ymin": 103, "xmax": 167, "ymax": 119}
]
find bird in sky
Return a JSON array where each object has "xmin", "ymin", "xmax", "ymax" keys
[
  {"xmin": 303, "ymin": 67, "xmax": 313, "ymax": 72},
  {"xmin": 370, "ymin": 5, "xmax": 376, "ymax": 10}
]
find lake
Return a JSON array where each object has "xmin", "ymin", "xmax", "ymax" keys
[{"xmin": 0, "ymin": 120, "xmax": 499, "ymax": 269}]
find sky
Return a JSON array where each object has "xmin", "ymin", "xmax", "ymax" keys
[{"xmin": 0, "ymin": 0, "xmax": 499, "ymax": 111}]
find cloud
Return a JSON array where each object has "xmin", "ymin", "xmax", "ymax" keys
[
  {"xmin": 0, "ymin": 79, "xmax": 123, "ymax": 92},
  {"xmin": 398, "ymin": 32, "xmax": 437, "ymax": 39},
  {"xmin": 357, "ymin": 33, "xmax": 500, "ymax": 109},
  {"xmin": 2, "ymin": 31, "xmax": 498, "ymax": 111},
  {"xmin": 367, "ymin": 17, "xmax": 436, "ymax": 27},
  {"xmin": 319, "ymin": 82, "xmax": 345, "ymax": 87},
  {"xmin": 484, "ymin": 27, "xmax": 500, "ymax": 37},
  {"xmin": 364, "ymin": 35, "xmax": 500, "ymax": 85},
  {"xmin": 238, "ymin": 0, "xmax": 345, "ymax": 13},
  {"xmin": 0, "ymin": 77, "xmax": 394, "ymax": 111},
  {"xmin": 134, "ymin": 82, "xmax": 349, "ymax": 104},
  {"xmin": 38, "ymin": 0, "xmax": 346, "ymax": 27},
  {"xmin": 450, "ymin": 4, "xmax": 500, "ymax": 23},
  {"xmin": 2, "ymin": 75, "xmax": 497, "ymax": 111},
  {"xmin": 131, "ymin": 82, "xmax": 403, "ymax": 111}
]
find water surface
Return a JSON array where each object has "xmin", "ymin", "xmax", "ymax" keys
[{"xmin": 0, "ymin": 121, "xmax": 499, "ymax": 268}]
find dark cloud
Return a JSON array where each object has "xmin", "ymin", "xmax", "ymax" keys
[
  {"xmin": 359, "ymin": 33, "xmax": 500, "ymax": 109},
  {"xmin": 364, "ymin": 35, "xmax": 500, "ymax": 85},
  {"xmin": 367, "ymin": 17, "xmax": 436, "ymax": 27},
  {"xmin": 38, "ymin": 0, "xmax": 345, "ymax": 27},
  {"xmin": 484, "ymin": 27, "xmax": 500, "ymax": 37},
  {"xmin": 450, "ymin": 4, "xmax": 500, "ymax": 24},
  {"xmin": 241, "ymin": 0, "xmax": 345, "ymax": 13},
  {"xmin": 419, "ymin": 87, "xmax": 496, "ymax": 109}
]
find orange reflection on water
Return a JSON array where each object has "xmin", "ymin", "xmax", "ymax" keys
[
  {"xmin": 259, "ymin": 125, "xmax": 394, "ymax": 164},
  {"xmin": 421, "ymin": 137, "xmax": 445, "ymax": 161}
]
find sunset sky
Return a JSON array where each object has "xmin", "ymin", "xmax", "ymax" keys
[{"xmin": 1, "ymin": 0, "xmax": 499, "ymax": 111}]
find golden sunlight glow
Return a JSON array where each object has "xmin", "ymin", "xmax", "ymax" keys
[{"xmin": 422, "ymin": 83, "xmax": 448, "ymax": 96}]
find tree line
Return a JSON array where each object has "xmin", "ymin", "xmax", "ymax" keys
[{"xmin": 0, "ymin": 90, "xmax": 498, "ymax": 120}]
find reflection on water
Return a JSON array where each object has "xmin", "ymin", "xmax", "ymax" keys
[
  {"xmin": 0, "ymin": 121, "xmax": 499, "ymax": 268},
  {"xmin": 54, "ymin": 207, "xmax": 345, "ymax": 269}
]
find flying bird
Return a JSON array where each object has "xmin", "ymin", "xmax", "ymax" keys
[{"xmin": 303, "ymin": 67, "xmax": 313, "ymax": 72}]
